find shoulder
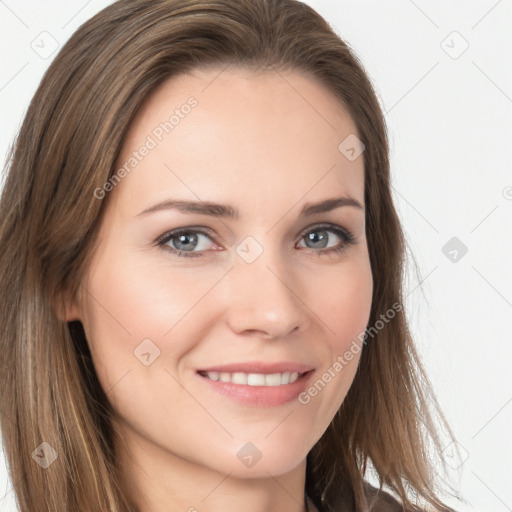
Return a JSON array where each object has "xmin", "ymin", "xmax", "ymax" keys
[
  {"xmin": 362, "ymin": 481, "xmax": 410, "ymax": 511},
  {"xmin": 324, "ymin": 480, "xmax": 419, "ymax": 511}
]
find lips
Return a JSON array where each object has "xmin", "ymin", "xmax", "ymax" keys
[
  {"xmin": 196, "ymin": 361, "xmax": 315, "ymax": 407},
  {"xmin": 196, "ymin": 361, "xmax": 314, "ymax": 374}
]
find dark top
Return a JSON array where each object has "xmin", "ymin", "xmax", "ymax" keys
[{"xmin": 307, "ymin": 481, "xmax": 415, "ymax": 512}]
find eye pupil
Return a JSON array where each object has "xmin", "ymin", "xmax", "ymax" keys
[
  {"xmin": 306, "ymin": 230, "xmax": 328, "ymax": 248},
  {"xmin": 174, "ymin": 232, "xmax": 198, "ymax": 251}
]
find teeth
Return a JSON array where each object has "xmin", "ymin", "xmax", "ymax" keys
[
  {"xmin": 203, "ymin": 370, "xmax": 302, "ymax": 386},
  {"xmin": 264, "ymin": 373, "xmax": 282, "ymax": 386},
  {"xmin": 231, "ymin": 372, "xmax": 247, "ymax": 385},
  {"xmin": 247, "ymin": 373, "xmax": 266, "ymax": 386}
]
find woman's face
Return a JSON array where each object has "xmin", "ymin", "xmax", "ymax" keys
[{"xmin": 67, "ymin": 67, "xmax": 373, "ymax": 480}]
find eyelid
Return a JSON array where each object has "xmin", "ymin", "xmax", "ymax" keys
[
  {"xmin": 298, "ymin": 222, "xmax": 352, "ymax": 238},
  {"xmin": 154, "ymin": 225, "xmax": 218, "ymax": 246}
]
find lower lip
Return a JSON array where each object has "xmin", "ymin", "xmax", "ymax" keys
[{"xmin": 197, "ymin": 371, "xmax": 314, "ymax": 407}]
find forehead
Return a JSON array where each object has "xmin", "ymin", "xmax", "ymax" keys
[{"xmin": 113, "ymin": 66, "xmax": 365, "ymax": 213}]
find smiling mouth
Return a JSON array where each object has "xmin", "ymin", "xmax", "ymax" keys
[{"xmin": 197, "ymin": 370, "xmax": 310, "ymax": 386}]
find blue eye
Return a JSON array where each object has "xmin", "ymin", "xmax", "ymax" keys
[
  {"xmin": 157, "ymin": 228, "xmax": 216, "ymax": 258},
  {"xmin": 156, "ymin": 223, "xmax": 356, "ymax": 258},
  {"xmin": 297, "ymin": 224, "xmax": 356, "ymax": 256}
]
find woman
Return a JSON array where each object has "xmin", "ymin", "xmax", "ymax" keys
[{"xmin": 0, "ymin": 0, "xmax": 461, "ymax": 511}]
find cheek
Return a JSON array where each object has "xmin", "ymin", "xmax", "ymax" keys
[
  {"xmin": 87, "ymin": 250, "xmax": 213, "ymax": 332},
  {"xmin": 80, "ymin": 254, "xmax": 227, "ymax": 380},
  {"xmin": 298, "ymin": 257, "xmax": 372, "ymax": 416},
  {"xmin": 312, "ymin": 257, "xmax": 373, "ymax": 350}
]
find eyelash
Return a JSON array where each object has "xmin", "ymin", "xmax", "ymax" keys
[{"xmin": 155, "ymin": 223, "xmax": 356, "ymax": 259}]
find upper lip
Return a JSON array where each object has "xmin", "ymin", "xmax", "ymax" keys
[{"xmin": 197, "ymin": 361, "xmax": 314, "ymax": 374}]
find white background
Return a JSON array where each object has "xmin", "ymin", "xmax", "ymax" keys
[{"xmin": 1, "ymin": 1, "xmax": 511, "ymax": 511}]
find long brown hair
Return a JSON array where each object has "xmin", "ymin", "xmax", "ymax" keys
[{"xmin": 0, "ymin": 1, "xmax": 460, "ymax": 511}]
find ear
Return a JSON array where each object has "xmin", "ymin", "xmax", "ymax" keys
[{"xmin": 53, "ymin": 283, "xmax": 82, "ymax": 323}]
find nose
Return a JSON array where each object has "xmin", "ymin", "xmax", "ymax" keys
[{"xmin": 223, "ymin": 248, "xmax": 309, "ymax": 340}]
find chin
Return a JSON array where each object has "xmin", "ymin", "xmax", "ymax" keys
[
  {"xmin": 218, "ymin": 437, "xmax": 311, "ymax": 478},
  {"xmin": 220, "ymin": 454, "xmax": 307, "ymax": 480}
]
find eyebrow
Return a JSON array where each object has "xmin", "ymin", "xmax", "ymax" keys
[{"xmin": 136, "ymin": 196, "xmax": 364, "ymax": 219}]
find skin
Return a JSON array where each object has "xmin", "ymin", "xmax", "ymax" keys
[{"xmin": 65, "ymin": 66, "xmax": 373, "ymax": 512}]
